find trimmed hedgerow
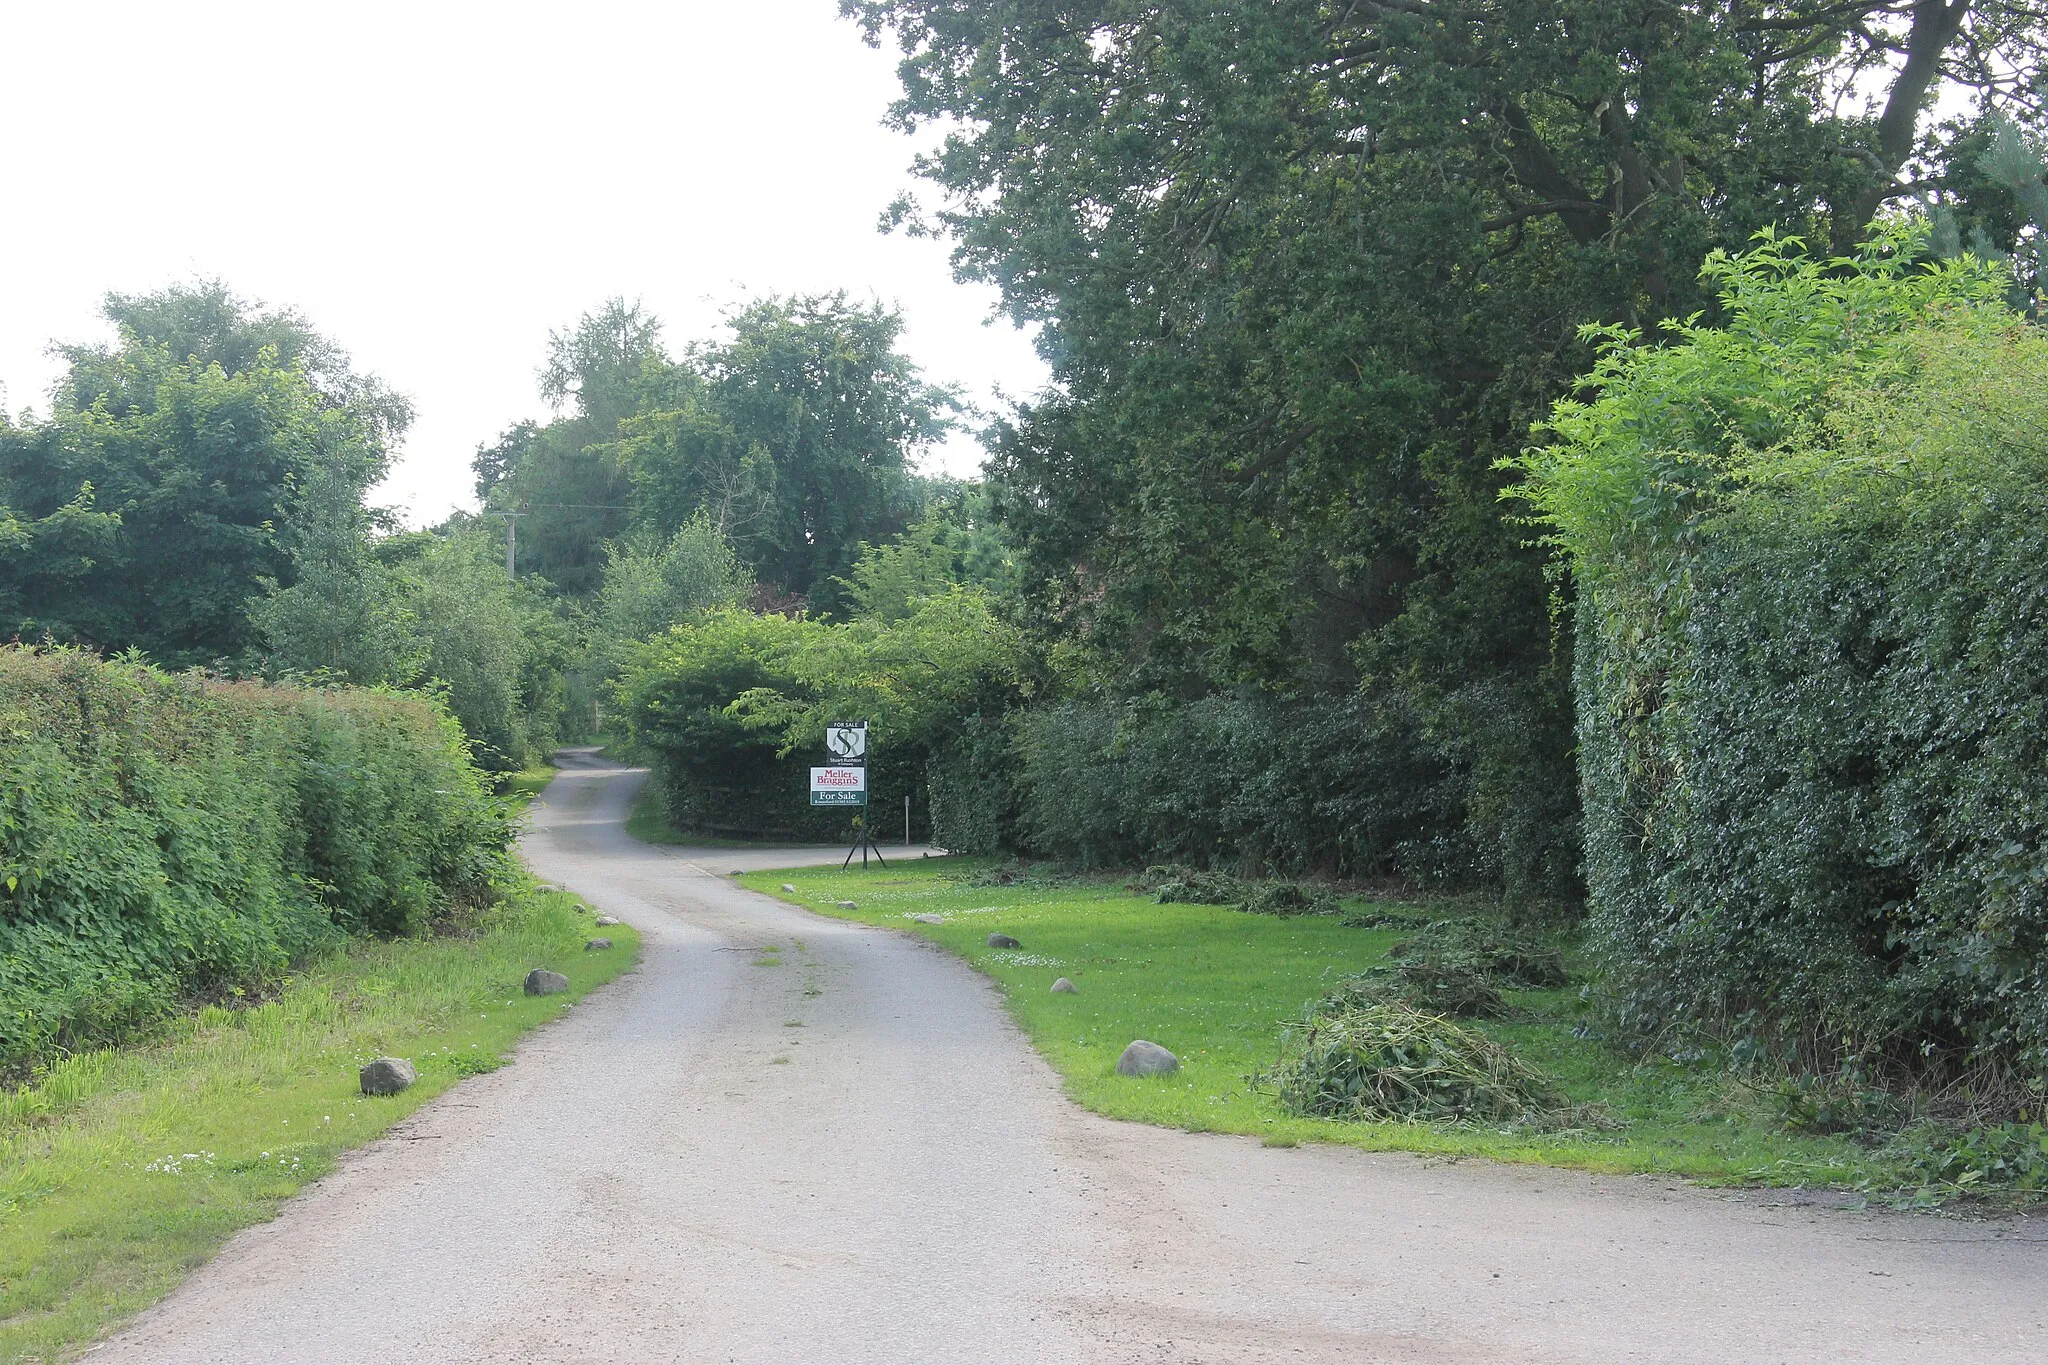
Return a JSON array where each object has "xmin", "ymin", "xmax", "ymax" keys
[
  {"xmin": 1513, "ymin": 226, "xmax": 2048, "ymax": 1079},
  {"xmin": 0, "ymin": 646, "xmax": 509, "ymax": 1071}
]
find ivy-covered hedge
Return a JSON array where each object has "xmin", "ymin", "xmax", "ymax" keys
[
  {"xmin": 1516, "ymin": 230, "xmax": 2048, "ymax": 1076},
  {"xmin": 0, "ymin": 647, "xmax": 509, "ymax": 1071}
]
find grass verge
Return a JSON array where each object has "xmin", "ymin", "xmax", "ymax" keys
[
  {"xmin": 500, "ymin": 763, "xmax": 559, "ymax": 805},
  {"xmin": 741, "ymin": 858, "xmax": 1888, "ymax": 1187},
  {"xmin": 0, "ymin": 885, "xmax": 639, "ymax": 1363}
]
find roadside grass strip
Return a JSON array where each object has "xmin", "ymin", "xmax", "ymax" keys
[
  {"xmin": 501, "ymin": 764, "xmax": 561, "ymax": 805},
  {"xmin": 743, "ymin": 858, "xmax": 1881, "ymax": 1185},
  {"xmin": 0, "ymin": 887, "xmax": 639, "ymax": 1363}
]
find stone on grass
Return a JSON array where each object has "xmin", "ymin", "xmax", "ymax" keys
[
  {"xmin": 1051, "ymin": 977, "xmax": 1078, "ymax": 994},
  {"xmin": 524, "ymin": 968, "xmax": 570, "ymax": 996},
  {"xmin": 585, "ymin": 938, "xmax": 613, "ymax": 951},
  {"xmin": 593, "ymin": 915, "xmax": 620, "ymax": 927},
  {"xmin": 359, "ymin": 1057, "xmax": 416, "ymax": 1096},
  {"xmin": 909, "ymin": 913, "xmax": 946, "ymax": 925},
  {"xmin": 1116, "ymin": 1040, "xmax": 1180, "ymax": 1077},
  {"xmin": 837, "ymin": 900, "xmax": 859, "ymax": 909},
  {"xmin": 781, "ymin": 883, "xmax": 799, "ymax": 893},
  {"xmin": 987, "ymin": 933, "xmax": 1021, "ymax": 949}
]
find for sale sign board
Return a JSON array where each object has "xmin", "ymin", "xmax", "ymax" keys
[
  {"xmin": 809, "ymin": 765, "xmax": 867, "ymax": 806},
  {"xmin": 824, "ymin": 721, "xmax": 868, "ymax": 762}
]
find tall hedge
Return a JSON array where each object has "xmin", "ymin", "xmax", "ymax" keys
[
  {"xmin": 1515, "ymin": 229, "xmax": 2048, "ymax": 1074},
  {"xmin": 0, "ymin": 647, "xmax": 508, "ymax": 1071}
]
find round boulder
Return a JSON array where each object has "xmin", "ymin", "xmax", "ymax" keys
[
  {"xmin": 909, "ymin": 913, "xmax": 946, "ymax": 925},
  {"xmin": 585, "ymin": 938, "xmax": 613, "ymax": 951},
  {"xmin": 1115, "ymin": 1040, "xmax": 1180, "ymax": 1077},
  {"xmin": 987, "ymin": 933, "xmax": 1022, "ymax": 949},
  {"xmin": 593, "ymin": 915, "xmax": 620, "ymax": 927},
  {"xmin": 359, "ymin": 1056, "xmax": 417, "ymax": 1096},
  {"xmin": 1050, "ymin": 977, "xmax": 1078, "ymax": 994},
  {"xmin": 524, "ymin": 968, "xmax": 571, "ymax": 996},
  {"xmin": 781, "ymin": 883, "xmax": 799, "ymax": 893}
]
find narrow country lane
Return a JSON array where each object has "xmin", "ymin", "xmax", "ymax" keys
[{"xmin": 90, "ymin": 753, "xmax": 2048, "ymax": 1363}]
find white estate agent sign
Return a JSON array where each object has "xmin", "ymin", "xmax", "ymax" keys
[
  {"xmin": 825, "ymin": 721, "xmax": 868, "ymax": 761},
  {"xmin": 809, "ymin": 764, "xmax": 867, "ymax": 806}
]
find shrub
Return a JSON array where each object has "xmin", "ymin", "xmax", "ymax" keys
[
  {"xmin": 1011, "ymin": 693, "xmax": 1490, "ymax": 886},
  {"xmin": 619, "ymin": 595, "xmax": 1024, "ymax": 842},
  {"xmin": 1514, "ymin": 227, "xmax": 2048, "ymax": 1079},
  {"xmin": 0, "ymin": 647, "xmax": 507, "ymax": 1070}
]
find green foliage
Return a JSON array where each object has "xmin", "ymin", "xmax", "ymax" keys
[
  {"xmin": 0, "ymin": 283, "xmax": 405, "ymax": 665},
  {"xmin": 1008, "ymin": 694, "xmax": 1488, "ymax": 884},
  {"xmin": 249, "ymin": 464, "xmax": 427, "ymax": 686},
  {"xmin": 482, "ymin": 293, "xmax": 955, "ymax": 606},
  {"xmin": 1267, "ymin": 1001, "xmax": 1564, "ymax": 1123},
  {"xmin": 579, "ymin": 515, "xmax": 749, "ymax": 703},
  {"xmin": 616, "ymin": 610, "xmax": 823, "ymax": 838},
  {"xmin": 1516, "ymin": 230, "xmax": 2048, "ymax": 1079},
  {"xmin": 843, "ymin": 0, "xmax": 2047, "ymax": 903},
  {"xmin": 0, "ymin": 646, "xmax": 509, "ymax": 1072},
  {"xmin": 1146, "ymin": 865, "xmax": 1246, "ymax": 907},
  {"xmin": 619, "ymin": 588, "xmax": 1025, "ymax": 840},
  {"xmin": 1329, "ymin": 919, "xmax": 1565, "ymax": 1019},
  {"xmin": 403, "ymin": 523, "xmax": 570, "ymax": 771},
  {"xmin": 1897, "ymin": 1122, "xmax": 2048, "ymax": 1196}
]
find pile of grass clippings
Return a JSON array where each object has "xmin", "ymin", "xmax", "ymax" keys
[
  {"xmin": 1240, "ymin": 881, "xmax": 1339, "ymax": 917},
  {"xmin": 1326, "ymin": 954, "xmax": 1511, "ymax": 1018},
  {"xmin": 1389, "ymin": 919, "xmax": 1569, "ymax": 989},
  {"xmin": 1142, "ymin": 864, "xmax": 1245, "ymax": 905},
  {"xmin": 1264, "ymin": 1001, "xmax": 1565, "ymax": 1123},
  {"xmin": 1324, "ymin": 917, "xmax": 1572, "ymax": 1019},
  {"xmin": 1138, "ymin": 866, "xmax": 1338, "ymax": 917}
]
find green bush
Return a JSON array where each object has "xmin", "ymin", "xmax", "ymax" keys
[
  {"xmin": 0, "ymin": 647, "xmax": 508, "ymax": 1071},
  {"xmin": 620, "ymin": 595, "xmax": 1024, "ymax": 842},
  {"xmin": 1010, "ymin": 694, "xmax": 1488, "ymax": 885},
  {"xmin": 1515, "ymin": 227, "xmax": 2048, "ymax": 1078}
]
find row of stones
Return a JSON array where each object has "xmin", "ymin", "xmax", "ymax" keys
[{"xmin": 358, "ymin": 925, "xmax": 622, "ymax": 1096}]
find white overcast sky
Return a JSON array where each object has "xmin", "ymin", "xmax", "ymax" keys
[{"xmin": 0, "ymin": 1, "xmax": 1046, "ymax": 525}]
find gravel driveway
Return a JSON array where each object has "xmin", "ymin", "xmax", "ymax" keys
[{"xmin": 90, "ymin": 752, "xmax": 2048, "ymax": 1362}]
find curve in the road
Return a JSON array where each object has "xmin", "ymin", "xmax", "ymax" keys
[{"xmin": 90, "ymin": 754, "xmax": 2048, "ymax": 1363}]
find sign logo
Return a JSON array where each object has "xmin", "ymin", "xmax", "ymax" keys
[
  {"xmin": 810, "ymin": 765, "xmax": 867, "ymax": 806},
  {"xmin": 825, "ymin": 722, "xmax": 868, "ymax": 761}
]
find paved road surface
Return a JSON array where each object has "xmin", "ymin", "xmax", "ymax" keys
[{"xmin": 92, "ymin": 752, "xmax": 2048, "ymax": 1362}]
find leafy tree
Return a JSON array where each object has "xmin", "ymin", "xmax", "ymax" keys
[
  {"xmin": 836, "ymin": 487, "xmax": 1018, "ymax": 622},
  {"xmin": 579, "ymin": 514, "xmax": 750, "ymax": 708},
  {"xmin": 249, "ymin": 465, "xmax": 426, "ymax": 685},
  {"xmin": 623, "ymin": 293, "xmax": 958, "ymax": 608},
  {"xmin": 483, "ymin": 293, "xmax": 958, "ymax": 611},
  {"xmin": 0, "ymin": 284, "xmax": 404, "ymax": 665},
  {"xmin": 842, "ymin": 0, "xmax": 2048, "ymax": 900},
  {"xmin": 1513, "ymin": 228, "xmax": 2048, "ymax": 1075},
  {"xmin": 405, "ymin": 522, "xmax": 569, "ymax": 770},
  {"xmin": 472, "ymin": 299, "xmax": 685, "ymax": 594}
]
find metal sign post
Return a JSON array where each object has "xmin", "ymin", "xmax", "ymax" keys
[{"xmin": 811, "ymin": 721, "xmax": 885, "ymax": 869}]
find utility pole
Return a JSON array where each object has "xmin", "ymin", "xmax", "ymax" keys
[{"xmin": 485, "ymin": 511, "xmax": 526, "ymax": 582}]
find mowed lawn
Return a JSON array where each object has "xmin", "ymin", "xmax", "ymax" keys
[
  {"xmin": 0, "ymin": 887, "xmax": 639, "ymax": 1364},
  {"xmin": 742, "ymin": 858, "xmax": 1878, "ymax": 1185}
]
